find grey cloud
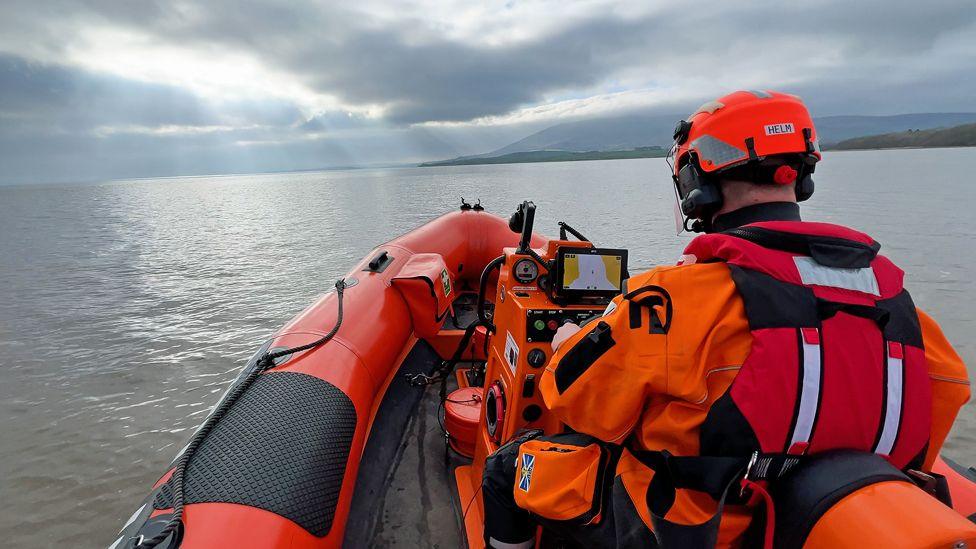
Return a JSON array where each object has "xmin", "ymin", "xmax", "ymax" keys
[
  {"xmin": 299, "ymin": 112, "xmax": 379, "ymax": 132},
  {"xmin": 39, "ymin": 2, "xmax": 657, "ymax": 124},
  {"xmin": 0, "ymin": 54, "xmax": 304, "ymax": 132},
  {"xmin": 0, "ymin": 54, "xmax": 209, "ymax": 130},
  {"xmin": 5, "ymin": 1, "xmax": 976, "ymax": 126},
  {"xmin": 68, "ymin": 1, "xmax": 976, "ymax": 123},
  {"xmin": 2, "ymin": 0, "xmax": 976, "ymax": 184},
  {"xmin": 294, "ymin": 17, "xmax": 657, "ymax": 124}
]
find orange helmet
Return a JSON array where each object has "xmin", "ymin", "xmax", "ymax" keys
[{"xmin": 670, "ymin": 90, "xmax": 821, "ymax": 232}]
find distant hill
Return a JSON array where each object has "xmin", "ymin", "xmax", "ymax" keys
[
  {"xmin": 486, "ymin": 114, "xmax": 679, "ymax": 156},
  {"xmin": 493, "ymin": 112, "xmax": 976, "ymax": 153},
  {"xmin": 831, "ymin": 122, "xmax": 976, "ymax": 150},
  {"xmin": 421, "ymin": 111, "xmax": 976, "ymax": 167},
  {"xmin": 419, "ymin": 147, "xmax": 667, "ymax": 167},
  {"xmin": 815, "ymin": 113, "xmax": 976, "ymax": 144}
]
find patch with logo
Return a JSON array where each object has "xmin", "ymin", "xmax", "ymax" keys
[
  {"xmin": 518, "ymin": 453, "xmax": 535, "ymax": 492},
  {"xmin": 764, "ymin": 123, "xmax": 795, "ymax": 136},
  {"xmin": 440, "ymin": 268, "xmax": 452, "ymax": 297},
  {"xmin": 505, "ymin": 331, "xmax": 519, "ymax": 373}
]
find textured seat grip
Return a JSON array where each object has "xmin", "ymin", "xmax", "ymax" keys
[{"xmin": 155, "ymin": 371, "xmax": 358, "ymax": 537}]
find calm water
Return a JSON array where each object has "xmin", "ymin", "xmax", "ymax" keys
[{"xmin": 1, "ymin": 149, "xmax": 974, "ymax": 547}]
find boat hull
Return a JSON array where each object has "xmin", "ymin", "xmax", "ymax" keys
[{"xmin": 114, "ymin": 208, "xmax": 539, "ymax": 549}]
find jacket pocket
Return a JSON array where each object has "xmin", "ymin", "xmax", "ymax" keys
[{"xmin": 512, "ymin": 433, "xmax": 612, "ymax": 524}]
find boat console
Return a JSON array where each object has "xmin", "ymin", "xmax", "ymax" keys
[{"xmin": 454, "ymin": 201, "xmax": 629, "ymax": 539}]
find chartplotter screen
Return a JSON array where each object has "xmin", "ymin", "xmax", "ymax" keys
[{"xmin": 559, "ymin": 249, "xmax": 624, "ymax": 292}]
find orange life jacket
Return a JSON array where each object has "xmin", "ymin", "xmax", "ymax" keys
[
  {"xmin": 539, "ymin": 221, "xmax": 970, "ymax": 547},
  {"xmin": 632, "ymin": 221, "xmax": 933, "ymax": 547}
]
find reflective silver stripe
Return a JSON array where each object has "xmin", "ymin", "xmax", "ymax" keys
[
  {"xmin": 790, "ymin": 330, "xmax": 822, "ymax": 448},
  {"xmin": 690, "ymin": 134, "xmax": 746, "ymax": 167},
  {"xmin": 874, "ymin": 344, "xmax": 904, "ymax": 456},
  {"xmin": 692, "ymin": 100, "xmax": 725, "ymax": 116},
  {"xmin": 747, "ymin": 89, "xmax": 772, "ymax": 98},
  {"xmin": 794, "ymin": 256, "xmax": 880, "ymax": 296},
  {"xmin": 489, "ymin": 538, "xmax": 535, "ymax": 549}
]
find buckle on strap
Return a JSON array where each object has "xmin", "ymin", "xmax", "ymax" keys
[
  {"xmin": 907, "ymin": 469, "xmax": 940, "ymax": 497},
  {"xmin": 745, "ymin": 451, "xmax": 760, "ymax": 477},
  {"xmin": 740, "ymin": 451, "xmax": 760, "ymax": 498},
  {"xmin": 741, "ymin": 451, "xmax": 804, "ymax": 495}
]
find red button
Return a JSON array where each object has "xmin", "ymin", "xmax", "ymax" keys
[{"xmin": 547, "ymin": 320, "xmax": 559, "ymax": 330}]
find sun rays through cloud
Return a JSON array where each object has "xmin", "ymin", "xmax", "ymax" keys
[{"xmin": 1, "ymin": 0, "xmax": 975, "ymax": 183}]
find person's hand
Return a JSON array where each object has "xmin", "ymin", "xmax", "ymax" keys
[{"xmin": 551, "ymin": 322, "xmax": 581, "ymax": 352}]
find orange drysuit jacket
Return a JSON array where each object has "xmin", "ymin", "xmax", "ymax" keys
[{"xmin": 538, "ymin": 261, "xmax": 971, "ymax": 546}]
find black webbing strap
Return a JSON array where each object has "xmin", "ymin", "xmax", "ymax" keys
[
  {"xmin": 723, "ymin": 226, "xmax": 880, "ymax": 269},
  {"xmin": 816, "ymin": 299, "xmax": 890, "ymax": 329},
  {"xmin": 630, "ymin": 450, "xmax": 803, "ymax": 548}
]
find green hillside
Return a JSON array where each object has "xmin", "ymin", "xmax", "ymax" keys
[{"xmin": 831, "ymin": 122, "xmax": 976, "ymax": 150}]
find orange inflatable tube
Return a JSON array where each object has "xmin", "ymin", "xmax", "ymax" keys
[
  {"xmin": 113, "ymin": 207, "xmax": 543, "ymax": 549},
  {"xmin": 804, "ymin": 480, "xmax": 976, "ymax": 548}
]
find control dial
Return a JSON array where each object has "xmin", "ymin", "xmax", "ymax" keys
[
  {"xmin": 513, "ymin": 258, "xmax": 539, "ymax": 284},
  {"xmin": 527, "ymin": 348, "xmax": 547, "ymax": 368}
]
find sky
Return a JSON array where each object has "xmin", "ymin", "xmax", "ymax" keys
[{"xmin": 1, "ymin": 0, "xmax": 975, "ymax": 184}]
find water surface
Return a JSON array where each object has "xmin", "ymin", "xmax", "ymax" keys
[{"xmin": 1, "ymin": 149, "xmax": 974, "ymax": 547}]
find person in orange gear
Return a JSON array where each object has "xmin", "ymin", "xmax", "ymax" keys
[{"xmin": 482, "ymin": 90, "xmax": 970, "ymax": 549}]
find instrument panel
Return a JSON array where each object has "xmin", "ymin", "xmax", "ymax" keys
[{"xmin": 525, "ymin": 308, "xmax": 604, "ymax": 343}]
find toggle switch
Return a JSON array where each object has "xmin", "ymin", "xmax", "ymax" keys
[{"xmin": 522, "ymin": 374, "xmax": 536, "ymax": 397}]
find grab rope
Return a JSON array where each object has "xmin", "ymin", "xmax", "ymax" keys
[{"xmin": 134, "ymin": 279, "xmax": 347, "ymax": 549}]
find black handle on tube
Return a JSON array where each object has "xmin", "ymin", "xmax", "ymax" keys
[{"xmin": 517, "ymin": 201, "xmax": 535, "ymax": 254}]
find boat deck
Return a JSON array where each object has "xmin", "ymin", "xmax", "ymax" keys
[
  {"xmin": 343, "ymin": 290, "xmax": 496, "ymax": 547},
  {"xmin": 343, "ymin": 337, "xmax": 473, "ymax": 548},
  {"xmin": 367, "ymin": 377, "xmax": 470, "ymax": 548}
]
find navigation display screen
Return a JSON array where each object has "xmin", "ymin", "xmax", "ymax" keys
[{"xmin": 555, "ymin": 247, "xmax": 628, "ymax": 300}]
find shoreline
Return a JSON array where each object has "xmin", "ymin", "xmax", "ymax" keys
[
  {"xmin": 824, "ymin": 144, "xmax": 976, "ymax": 153},
  {"xmin": 419, "ymin": 144, "xmax": 976, "ymax": 168}
]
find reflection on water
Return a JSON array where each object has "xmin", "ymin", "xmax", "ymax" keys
[{"xmin": 0, "ymin": 149, "xmax": 974, "ymax": 547}]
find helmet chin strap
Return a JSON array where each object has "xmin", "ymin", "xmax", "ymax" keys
[
  {"xmin": 673, "ymin": 193, "xmax": 713, "ymax": 233},
  {"xmin": 685, "ymin": 216, "xmax": 708, "ymax": 233}
]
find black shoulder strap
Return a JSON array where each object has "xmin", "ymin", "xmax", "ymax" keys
[
  {"xmin": 723, "ymin": 226, "xmax": 880, "ymax": 269},
  {"xmin": 816, "ymin": 299, "xmax": 890, "ymax": 328}
]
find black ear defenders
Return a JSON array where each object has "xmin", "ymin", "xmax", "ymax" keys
[
  {"xmin": 674, "ymin": 154, "xmax": 817, "ymax": 233},
  {"xmin": 795, "ymin": 156, "xmax": 816, "ymax": 202},
  {"xmin": 795, "ymin": 173, "xmax": 815, "ymax": 202},
  {"xmin": 796, "ymin": 128, "xmax": 817, "ymax": 202},
  {"xmin": 674, "ymin": 159, "xmax": 723, "ymax": 219}
]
